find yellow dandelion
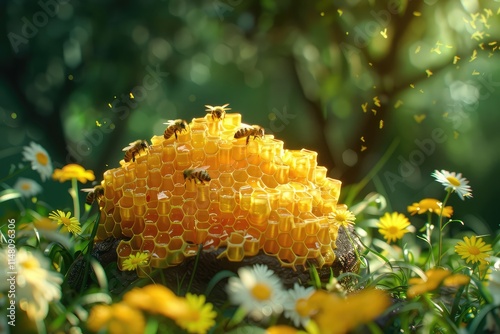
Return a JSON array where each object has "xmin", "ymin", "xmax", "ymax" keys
[
  {"xmin": 407, "ymin": 268, "xmax": 470, "ymax": 298},
  {"xmin": 330, "ymin": 206, "xmax": 356, "ymax": 228},
  {"xmin": 48, "ymin": 210, "xmax": 82, "ymax": 235},
  {"xmin": 175, "ymin": 293, "xmax": 217, "ymax": 334},
  {"xmin": 52, "ymin": 164, "xmax": 95, "ymax": 184},
  {"xmin": 407, "ymin": 198, "xmax": 453, "ymax": 218},
  {"xmin": 377, "ymin": 212, "xmax": 411, "ymax": 243},
  {"xmin": 122, "ymin": 252, "xmax": 150, "ymax": 271},
  {"xmin": 455, "ymin": 236, "xmax": 492, "ymax": 265}
]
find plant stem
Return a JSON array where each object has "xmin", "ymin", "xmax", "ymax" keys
[
  {"xmin": 70, "ymin": 178, "xmax": 80, "ymax": 221},
  {"xmin": 436, "ymin": 189, "xmax": 452, "ymax": 267}
]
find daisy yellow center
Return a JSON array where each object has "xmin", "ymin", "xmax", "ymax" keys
[
  {"xmin": 446, "ymin": 176, "xmax": 461, "ymax": 187},
  {"xmin": 468, "ymin": 246, "xmax": 480, "ymax": 255},
  {"xmin": 21, "ymin": 183, "xmax": 31, "ymax": 190},
  {"xmin": 21, "ymin": 258, "xmax": 40, "ymax": 270},
  {"xmin": 336, "ymin": 213, "xmax": 347, "ymax": 222},
  {"xmin": 295, "ymin": 298, "xmax": 310, "ymax": 317},
  {"xmin": 251, "ymin": 283, "xmax": 272, "ymax": 301},
  {"xmin": 36, "ymin": 152, "xmax": 49, "ymax": 166}
]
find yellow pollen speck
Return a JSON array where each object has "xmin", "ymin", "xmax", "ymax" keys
[
  {"xmin": 446, "ymin": 176, "xmax": 461, "ymax": 187},
  {"xmin": 68, "ymin": 74, "xmax": 74, "ymax": 80},
  {"xmin": 410, "ymin": 84, "xmax": 415, "ymax": 88},
  {"xmin": 443, "ymin": 112, "xmax": 449, "ymax": 118},
  {"xmin": 379, "ymin": 120, "xmax": 384, "ymax": 129},
  {"xmin": 414, "ymin": 114, "xmax": 426, "ymax": 123},
  {"xmin": 479, "ymin": 42, "xmax": 485, "ymax": 50},
  {"xmin": 268, "ymin": 113, "xmax": 276, "ymax": 121},
  {"xmin": 380, "ymin": 28, "xmax": 388, "ymax": 39},
  {"xmin": 320, "ymin": 12, "xmax": 325, "ymax": 16},
  {"xmin": 484, "ymin": 8, "xmax": 493, "ymax": 17},
  {"xmin": 11, "ymin": 113, "xmax": 17, "ymax": 119},
  {"xmin": 489, "ymin": 52, "xmax": 494, "ymax": 57},
  {"xmin": 470, "ymin": 49, "xmax": 477, "ymax": 62},
  {"xmin": 129, "ymin": 92, "xmax": 134, "ymax": 99},
  {"xmin": 110, "ymin": 124, "xmax": 116, "ymax": 130},
  {"xmin": 96, "ymin": 120, "xmax": 102, "ymax": 127},
  {"xmin": 108, "ymin": 103, "xmax": 112, "ymax": 108},
  {"xmin": 453, "ymin": 56, "xmax": 460, "ymax": 64},
  {"xmin": 415, "ymin": 45, "xmax": 421, "ymax": 54},
  {"xmin": 426, "ymin": 69, "xmax": 433, "ymax": 77},
  {"xmin": 489, "ymin": 42, "xmax": 497, "ymax": 46},
  {"xmin": 371, "ymin": 109, "xmax": 377, "ymax": 115},
  {"xmin": 472, "ymin": 70, "xmax": 480, "ymax": 75},
  {"xmin": 430, "ymin": 47, "xmax": 442, "ymax": 54},
  {"xmin": 337, "ymin": 9, "xmax": 343, "ymax": 16},
  {"xmin": 394, "ymin": 100, "xmax": 403, "ymax": 109},
  {"xmin": 419, "ymin": 89, "xmax": 424, "ymax": 93},
  {"xmin": 368, "ymin": 62, "xmax": 373, "ymax": 66},
  {"xmin": 454, "ymin": 131, "xmax": 459, "ymax": 139},
  {"xmin": 361, "ymin": 103, "xmax": 368, "ymax": 112},
  {"xmin": 471, "ymin": 12, "xmax": 479, "ymax": 21},
  {"xmin": 413, "ymin": 11, "xmax": 421, "ymax": 17},
  {"xmin": 361, "ymin": 136, "xmax": 365, "ymax": 142},
  {"xmin": 361, "ymin": 145, "xmax": 367, "ymax": 152},
  {"xmin": 436, "ymin": 41, "xmax": 443, "ymax": 46},
  {"xmin": 346, "ymin": 31, "xmax": 349, "ymax": 35},
  {"xmin": 497, "ymin": 8, "xmax": 500, "ymax": 15},
  {"xmin": 445, "ymin": 45, "xmax": 453, "ymax": 49},
  {"xmin": 373, "ymin": 96, "xmax": 381, "ymax": 107}
]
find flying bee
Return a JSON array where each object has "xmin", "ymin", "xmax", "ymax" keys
[
  {"xmin": 164, "ymin": 119, "xmax": 189, "ymax": 140},
  {"xmin": 81, "ymin": 185, "xmax": 105, "ymax": 205},
  {"xmin": 205, "ymin": 103, "xmax": 230, "ymax": 121},
  {"xmin": 123, "ymin": 139, "xmax": 149, "ymax": 162},
  {"xmin": 234, "ymin": 125, "xmax": 265, "ymax": 144},
  {"xmin": 183, "ymin": 166, "xmax": 211, "ymax": 184}
]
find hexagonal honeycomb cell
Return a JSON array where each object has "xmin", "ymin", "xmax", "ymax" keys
[{"xmin": 95, "ymin": 111, "xmax": 349, "ymax": 276}]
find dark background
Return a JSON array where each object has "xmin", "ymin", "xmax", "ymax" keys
[{"xmin": 1, "ymin": 0, "xmax": 499, "ymax": 235}]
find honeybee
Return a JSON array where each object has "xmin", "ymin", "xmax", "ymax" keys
[
  {"xmin": 205, "ymin": 103, "xmax": 230, "ymax": 121},
  {"xmin": 81, "ymin": 185, "xmax": 105, "ymax": 205},
  {"xmin": 123, "ymin": 139, "xmax": 149, "ymax": 162},
  {"xmin": 164, "ymin": 119, "xmax": 189, "ymax": 140},
  {"xmin": 183, "ymin": 166, "xmax": 211, "ymax": 184},
  {"xmin": 234, "ymin": 125, "xmax": 265, "ymax": 144}
]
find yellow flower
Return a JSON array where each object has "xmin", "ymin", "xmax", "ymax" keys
[
  {"xmin": 377, "ymin": 212, "xmax": 411, "ymax": 243},
  {"xmin": 22, "ymin": 142, "xmax": 53, "ymax": 181},
  {"xmin": 407, "ymin": 268, "xmax": 470, "ymax": 298},
  {"xmin": 122, "ymin": 252, "xmax": 150, "ymax": 271},
  {"xmin": 48, "ymin": 210, "xmax": 82, "ymax": 235},
  {"xmin": 175, "ymin": 293, "xmax": 217, "ymax": 334},
  {"xmin": 266, "ymin": 325, "xmax": 305, "ymax": 334},
  {"xmin": 432, "ymin": 169, "xmax": 472, "ymax": 200},
  {"xmin": 407, "ymin": 198, "xmax": 453, "ymax": 218},
  {"xmin": 299, "ymin": 289, "xmax": 390, "ymax": 334},
  {"xmin": 455, "ymin": 236, "xmax": 492, "ymax": 265},
  {"xmin": 52, "ymin": 164, "xmax": 95, "ymax": 183},
  {"xmin": 123, "ymin": 285, "xmax": 190, "ymax": 319},
  {"xmin": 87, "ymin": 303, "xmax": 145, "ymax": 334},
  {"xmin": 330, "ymin": 205, "xmax": 356, "ymax": 228}
]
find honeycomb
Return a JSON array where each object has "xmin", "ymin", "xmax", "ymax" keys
[{"xmin": 95, "ymin": 111, "xmax": 347, "ymax": 277}]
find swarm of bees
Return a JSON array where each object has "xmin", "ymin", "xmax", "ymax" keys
[
  {"xmin": 81, "ymin": 185, "xmax": 105, "ymax": 205},
  {"xmin": 183, "ymin": 166, "xmax": 211, "ymax": 184},
  {"xmin": 234, "ymin": 124, "xmax": 265, "ymax": 144},
  {"xmin": 205, "ymin": 103, "xmax": 230, "ymax": 121},
  {"xmin": 164, "ymin": 119, "xmax": 189, "ymax": 140},
  {"xmin": 123, "ymin": 139, "xmax": 149, "ymax": 162}
]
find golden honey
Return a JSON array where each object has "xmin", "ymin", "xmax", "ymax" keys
[{"xmin": 95, "ymin": 112, "xmax": 350, "ymax": 276}]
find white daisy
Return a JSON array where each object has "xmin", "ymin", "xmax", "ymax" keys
[
  {"xmin": 283, "ymin": 283, "xmax": 315, "ymax": 327},
  {"xmin": 13, "ymin": 177, "xmax": 42, "ymax": 197},
  {"xmin": 432, "ymin": 169, "xmax": 472, "ymax": 200},
  {"xmin": 0, "ymin": 248, "xmax": 62, "ymax": 321},
  {"xmin": 226, "ymin": 264, "xmax": 286, "ymax": 320},
  {"xmin": 22, "ymin": 142, "xmax": 53, "ymax": 182}
]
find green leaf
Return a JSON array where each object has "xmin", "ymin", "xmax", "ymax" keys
[{"xmin": 0, "ymin": 189, "xmax": 22, "ymax": 203}]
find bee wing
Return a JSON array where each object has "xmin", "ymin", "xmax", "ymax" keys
[
  {"xmin": 221, "ymin": 103, "xmax": 231, "ymax": 110},
  {"xmin": 193, "ymin": 165, "xmax": 210, "ymax": 172},
  {"xmin": 81, "ymin": 188, "xmax": 95, "ymax": 193},
  {"xmin": 163, "ymin": 119, "xmax": 177, "ymax": 126},
  {"xmin": 122, "ymin": 142, "xmax": 137, "ymax": 151},
  {"xmin": 205, "ymin": 105, "xmax": 214, "ymax": 111}
]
